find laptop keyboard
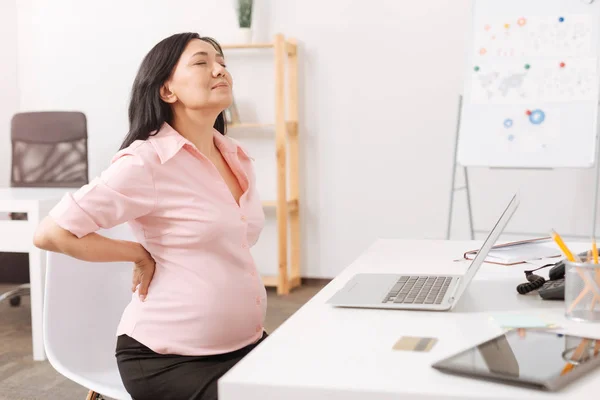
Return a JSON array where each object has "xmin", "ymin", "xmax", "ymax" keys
[{"xmin": 382, "ymin": 276, "xmax": 452, "ymax": 305}]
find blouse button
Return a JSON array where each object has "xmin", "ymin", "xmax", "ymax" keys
[{"xmin": 256, "ymin": 296, "xmax": 261, "ymax": 305}]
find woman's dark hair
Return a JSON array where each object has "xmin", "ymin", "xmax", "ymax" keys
[{"xmin": 120, "ymin": 32, "xmax": 227, "ymax": 150}]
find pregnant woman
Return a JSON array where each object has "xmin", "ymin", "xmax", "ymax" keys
[{"xmin": 34, "ymin": 32, "xmax": 268, "ymax": 400}]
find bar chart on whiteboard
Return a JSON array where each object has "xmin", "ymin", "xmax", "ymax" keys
[{"xmin": 457, "ymin": 1, "xmax": 600, "ymax": 168}]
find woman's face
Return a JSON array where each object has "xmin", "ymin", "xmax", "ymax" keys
[{"xmin": 161, "ymin": 39, "xmax": 232, "ymax": 112}]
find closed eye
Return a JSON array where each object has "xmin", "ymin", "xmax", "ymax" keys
[{"xmin": 194, "ymin": 62, "xmax": 227, "ymax": 68}]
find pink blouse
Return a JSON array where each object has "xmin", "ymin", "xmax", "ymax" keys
[{"xmin": 48, "ymin": 122, "xmax": 267, "ymax": 356}]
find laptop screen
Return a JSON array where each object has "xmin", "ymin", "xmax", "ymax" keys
[{"xmin": 450, "ymin": 193, "xmax": 520, "ymax": 304}]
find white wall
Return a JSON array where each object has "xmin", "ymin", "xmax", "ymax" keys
[
  {"xmin": 0, "ymin": 0, "xmax": 19, "ymax": 187},
  {"xmin": 13, "ymin": 0, "xmax": 600, "ymax": 278}
]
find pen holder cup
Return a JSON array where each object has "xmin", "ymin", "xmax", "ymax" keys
[{"xmin": 564, "ymin": 261, "xmax": 600, "ymax": 323}]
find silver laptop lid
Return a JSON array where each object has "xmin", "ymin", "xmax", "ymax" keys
[{"xmin": 450, "ymin": 193, "xmax": 520, "ymax": 305}]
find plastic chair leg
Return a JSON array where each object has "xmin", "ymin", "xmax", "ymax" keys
[{"xmin": 85, "ymin": 390, "xmax": 104, "ymax": 400}]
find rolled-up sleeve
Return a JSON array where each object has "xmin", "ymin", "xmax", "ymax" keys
[{"xmin": 49, "ymin": 153, "xmax": 156, "ymax": 238}]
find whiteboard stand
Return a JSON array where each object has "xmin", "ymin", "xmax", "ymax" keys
[
  {"xmin": 591, "ymin": 108, "xmax": 600, "ymax": 238},
  {"xmin": 447, "ymin": 95, "xmax": 475, "ymax": 240},
  {"xmin": 447, "ymin": 97, "xmax": 600, "ymax": 240}
]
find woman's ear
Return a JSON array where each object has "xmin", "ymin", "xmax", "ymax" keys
[{"xmin": 160, "ymin": 83, "xmax": 177, "ymax": 104}]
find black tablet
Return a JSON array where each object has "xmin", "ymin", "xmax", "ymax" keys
[{"xmin": 431, "ymin": 329, "xmax": 600, "ymax": 391}]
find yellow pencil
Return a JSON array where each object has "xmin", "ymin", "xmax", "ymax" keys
[
  {"xmin": 561, "ymin": 363, "xmax": 574, "ymax": 376},
  {"xmin": 561, "ymin": 339, "xmax": 590, "ymax": 376},
  {"xmin": 551, "ymin": 229, "xmax": 577, "ymax": 262},
  {"xmin": 593, "ymin": 237, "xmax": 598, "ymax": 264}
]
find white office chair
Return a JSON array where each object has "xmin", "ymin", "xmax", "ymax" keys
[{"xmin": 43, "ymin": 224, "xmax": 134, "ymax": 400}]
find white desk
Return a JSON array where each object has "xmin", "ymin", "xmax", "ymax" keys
[
  {"xmin": 0, "ymin": 188, "xmax": 70, "ymax": 361},
  {"xmin": 219, "ymin": 239, "xmax": 600, "ymax": 400}
]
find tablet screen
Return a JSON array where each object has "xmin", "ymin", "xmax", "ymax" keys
[{"xmin": 433, "ymin": 329, "xmax": 600, "ymax": 389}]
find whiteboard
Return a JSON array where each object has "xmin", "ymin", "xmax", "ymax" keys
[{"xmin": 457, "ymin": 0, "xmax": 600, "ymax": 168}]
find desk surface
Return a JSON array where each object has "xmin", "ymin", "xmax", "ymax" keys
[
  {"xmin": 0, "ymin": 187, "xmax": 72, "ymax": 360},
  {"xmin": 0, "ymin": 187, "xmax": 70, "ymax": 201},
  {"xmin": 0, "ymin": 188, "xmax": 70, "ymax": 212},
  {"xmin": 219, "ymin": 239, "xmax": 600, "ymax": 400}
]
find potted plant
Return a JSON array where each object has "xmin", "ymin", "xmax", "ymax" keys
[{"xmin": 236, "ymin": 0, "xmax": 253, "ymax": 43}]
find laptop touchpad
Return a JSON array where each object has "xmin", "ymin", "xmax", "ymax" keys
[{"xmin": 330, "ymin": 274, "xmax": 397, "ymax": 304}]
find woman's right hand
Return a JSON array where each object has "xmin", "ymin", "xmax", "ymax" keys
[{"xmin": 132, "ymin": 244, "xmax": 156, "ymax": 302}]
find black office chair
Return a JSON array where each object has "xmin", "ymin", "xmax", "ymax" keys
[{"xmin": 0, "ymin": 111, "xmax": 89, "ymax": 307}]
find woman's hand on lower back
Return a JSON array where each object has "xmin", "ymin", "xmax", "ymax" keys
[
  {"xmin": 34, "ymin": 216, "xmax": 157, "ymax": 301},
  {"xmin": 132, "ymin": 244, "xmax": 156, "ymax": 302}
]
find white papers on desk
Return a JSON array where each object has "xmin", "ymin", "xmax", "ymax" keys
[
  {"xmin": 524, "ymin": 258, "xmax": 563, "ymax": 267},
  {"xmin": 465, "ymin": 238, "xmax": 561, "ymax": 265}
]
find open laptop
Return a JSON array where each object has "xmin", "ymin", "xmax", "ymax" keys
[{"xmin": 326, "ymin": 193, "xmax": 520, "ymax": 311}]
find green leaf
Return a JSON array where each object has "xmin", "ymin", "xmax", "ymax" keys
[{"xmin": 236, "ymin": 0, "xmax": 253, "ymax": 27}]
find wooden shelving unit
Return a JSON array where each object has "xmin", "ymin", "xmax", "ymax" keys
[{"xmin": 223, "ymin": 34, "xmax": 300, "ymax": 296}]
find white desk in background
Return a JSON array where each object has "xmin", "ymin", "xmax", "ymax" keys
[
  {"xmin": 219, "ymin": 239, "xmax": 600, "ymax": 400},
  {"xmin": 0, "ymin": 188, "xmax": 70, "ymax": 361}
]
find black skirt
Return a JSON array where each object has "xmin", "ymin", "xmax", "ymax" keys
[{"xmin": 115, "ymin": 332, "xmax": 268, "ymax": 400}]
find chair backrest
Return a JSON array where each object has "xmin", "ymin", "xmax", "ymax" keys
[
  {"xmin": 11, "ymin": 111, "xmax": 88, "ymax": 188},
  {"xmin": 43, "ymin": 224, "xmax": 134, "ymax": 399}
]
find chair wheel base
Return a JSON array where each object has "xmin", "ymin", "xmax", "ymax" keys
[{"xmin": 9, "ymin": 296, "xmax": 21, "ymax": 307}]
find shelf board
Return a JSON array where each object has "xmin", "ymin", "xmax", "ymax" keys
[
  {"xmin": 262, "ymin": 199, "xmax": 299, "ymax": 213},
  {"xmin": 221, "ymin": 40, "xmax": 296, "ymax": 55},
  {"xmin": 262, "ymin": 275, "xmax": 302, "ymax": 289},
  {"xmin": 222, "ymin": 43, "xmax": 274, "ymax": 50},
  {"xmin": 228, "ymin": 121, "xmax": 297, "ymax": 136},
  {"xmin": 262, "ymin": 276, "xmax": 278, "ymax": 287},
  {"xmin": 228, "ymin": 123, "xmax": 274, "ymax": 129}
]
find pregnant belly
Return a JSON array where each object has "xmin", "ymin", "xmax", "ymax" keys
[{"xmin": 124, "ymin": 266, "xmax": 267, "ymax": 354}]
